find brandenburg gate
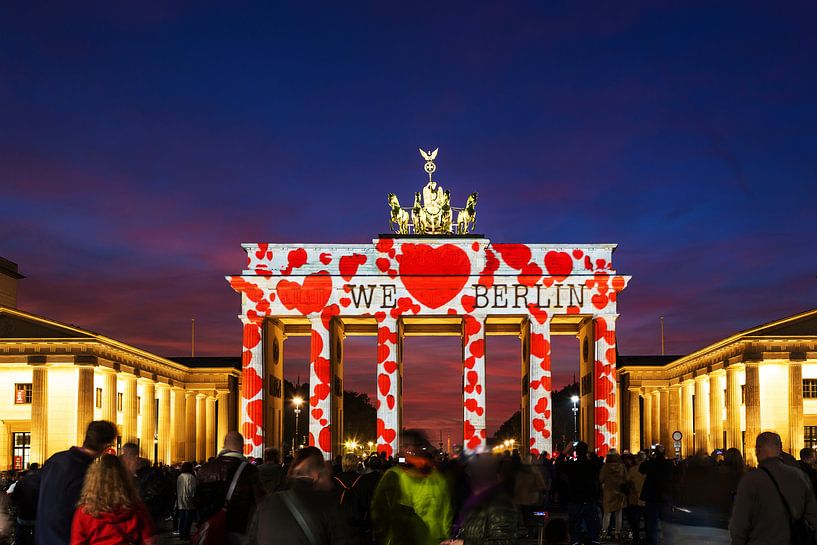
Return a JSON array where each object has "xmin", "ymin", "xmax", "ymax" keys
[{"xmin": 229, "ymin": 149, "xmax": 629, "ymax": 459}]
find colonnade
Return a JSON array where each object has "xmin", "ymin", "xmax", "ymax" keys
[
  {"xmin": 627, "ymin": 362, "xmax": 805, "ymax": 466},
  {"xmin": 28, "ymin": 362, "xmax": 233, "ymax": 466}
]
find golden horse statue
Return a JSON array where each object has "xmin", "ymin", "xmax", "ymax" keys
[
  {"xmin": 387, "ymin": 193, "xmax": 410, "ymax": 234},
  {"xmin": 456, "ymin": 192, "xmax": 478, "ymax": 234}
]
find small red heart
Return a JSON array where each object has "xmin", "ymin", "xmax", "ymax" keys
[
  {"xmin": 339, "ymin": 253, "xmax": 367, "ymax": 281},
  {"xmin": 544, "ymin": 250, "xmax": 573, "ymax": 281},
  {"xmin": 382, "ymin": 428, "xmax": 396, "ymax": 443},
  {"xmin": 387, "ymin": 395, "xmax": 395, "ymax": 409},
  {"xmin": 311, "ymin": 408, "xmax": 323, "ymax": 420},
  {"xmin": 377, "ymin": 373, "xmax": 391, "ymax": 396},
  {"xmin": 339, "ymin": 297, "xmax": 351, "ymax": 308}
]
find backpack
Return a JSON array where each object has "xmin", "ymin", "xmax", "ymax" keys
[
  {"xmin": 334, "ymin": 474, "xmax": 366, "ymax": 526},
  {"xmin": 190, "ymin": 462, "xmax": 248, "ymax": 545}
]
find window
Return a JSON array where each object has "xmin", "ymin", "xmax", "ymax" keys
[
  {"xmin": 804, "ymin": 379, "xmax": 817, "ymax": 399},
  {"xmin": 806, "ymin": 426, "xmax": 817, "ymax": 449},
  {"xmin": 14, "ymin": 383, "xmax": 32, "ymax": 404},
  {"xmin": 137, "ymin": 396, "xmax": 141, "ymax": 415},
  {"xmin": 740, "ymin": 385, "xmax": 746, "ymax": 404},
  {"xmin": 95, "ymin": 388, "xmax": 103, "ymax": 409},
  {"xmin": 117, "ymin": 392, "xmax": 123, "ymax": 412},
  {"xmin": 12, "ymin": 432, "xmax": 30, "ymax": 469}
]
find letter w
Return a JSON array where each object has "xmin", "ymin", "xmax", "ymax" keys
[{"xmin": 349, "ymin": 285, "xmax": 376, "ymax": 307}]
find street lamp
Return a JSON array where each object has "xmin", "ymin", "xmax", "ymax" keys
[
  {"xmin": 367, "ymin": 441, "xmax": 374, "ymax": 453},
  {"xmin": 292, "ymin": 396, "xmax": 303, "ymax": 454},
  {"xmin": 570, "ymin": 395, "xmax": 579, "ymax": 440}
]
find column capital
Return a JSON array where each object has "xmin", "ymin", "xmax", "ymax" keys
[
  {"xmin": 155, "ymin": 383, "xmax": 171, "ymax": 392},
  {"xmin": 709, "ymin": 368, "xmax": 726, "ymax": 377},
  {"xmin": 239, "ymin": 313, "xmax": 264, "ymax": 325},
  {"xmin": 628, "ymin": 386, "xmax": 642, "ymax": 394}
]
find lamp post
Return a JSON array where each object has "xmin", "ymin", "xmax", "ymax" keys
[
  {"xmin": 570, "ymin": 395, "xmax": 579, "ymax": 440},
  {"xmin": 292, "ymin": 396, "xmax": 303, "ymax": 454}
]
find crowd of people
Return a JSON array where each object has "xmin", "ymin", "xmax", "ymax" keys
[{"xmin": 0, "ymin": 422, "xmax": 816, "ymax": 545}]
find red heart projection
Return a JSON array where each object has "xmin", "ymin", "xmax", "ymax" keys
[
  {"xmin": 399, "ymin": 244, "xmax": 470, "ymax": 309},
  {"xmin": 277, "ymin": 271, "xmax": 332, "ymax": 315},
  {"xmin": 544, "ymin": 251, "xmax": 573, "ymax": 281}
]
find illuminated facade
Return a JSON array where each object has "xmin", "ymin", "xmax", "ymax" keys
[
  {"xmin": 0, "ymin": 264, "xmax": 240, "ymax": 469},
  {"xmin": 227, "ymin": 152, "xmax": 629, "ymax": 459},
  {"xmin": 619, "ymin": 308, "xmax": 817, "ymax": 466}
]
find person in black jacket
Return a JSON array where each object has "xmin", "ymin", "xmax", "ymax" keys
[
  {"xmin": 11, "ymin": 464, "xmax": 40, "ymax": 545},
  {"xmin": 639, "ymin": 444, "xmax": 675, "ymax": 545},
  {"xmin": 196, "ymin": 431, "xmax": 265, "ymax": 543},
  {"xmin": 556, "ymin": 441, "xmax": 602, "ymax": 544},
  {"xmin": 120, "ymin": 442, "xmax": 175, "ymax": 532},
  {"xmin": 34, "ymin": 420, "xmax": 116, "ymax": 545},
  {"xmin": 249, "ymin": 446, "xmax": 352, "ymax": 545}
]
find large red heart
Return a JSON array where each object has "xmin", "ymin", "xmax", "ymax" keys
[
  {"xmin": 277, "ymin": 271, "xmax": 332, "ymax": 315},
  {"xmin": 399, "ymin": 244, "xmax": 471, "ymax": 309},
  {"xmin": 544, "ymin": 251, "xmax": 573, "ymax": 281}
]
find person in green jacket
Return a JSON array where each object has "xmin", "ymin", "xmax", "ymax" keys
[{"xmin": 371, "ymin": 431, "xmax": 453, "ymax": 545}]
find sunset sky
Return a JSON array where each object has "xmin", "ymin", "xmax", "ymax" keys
[{"xmin": 2, "ymin": 2, "xmax": 816, "ymax": 439}]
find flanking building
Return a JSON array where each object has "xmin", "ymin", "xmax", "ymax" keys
[
  {"xmin": 0, "ymin": 260, "xmax": 240, "ymax": 469},
  {"xmin": 619, "ymin": 307, "xmax": 817, "ymax": 466}
]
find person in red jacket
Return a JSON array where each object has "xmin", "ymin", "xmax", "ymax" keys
[{"xmin": 70, "ymin": 454, "xmax": 155, "ymax": 545}]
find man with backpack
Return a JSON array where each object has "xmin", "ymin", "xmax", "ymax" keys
[
  {"xmin": 731, "ymin": 431, "xmax": 817, "ymax": 545},
  {"xmin": 333, "ymin": 453, "xmax": 378, "ymax": 545}
]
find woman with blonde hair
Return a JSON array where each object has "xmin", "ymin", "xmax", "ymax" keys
[{"xmin": 70, "ymin": 454, "xmax": 154, "ymax": 545}]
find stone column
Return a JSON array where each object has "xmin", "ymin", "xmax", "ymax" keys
[
  {"xmin": 660, "ymin": 388, "xmax": 671, "ymax": 449},
  {"xmin": 668, "ymin": 385, "xmax": 681, "ymax": 457},
  {"xmin": 76, "ymin": 365, "xmax": 95, "ymax": 444},
  {"xmin": 157, "ymin": 385, "xmax": 171, "ymax": 464},
  {"xmin": 643, "ymin": 392, "xmax": 653, "ymax": 446},
  {"xmin": 102, "ymin": 371, "xmax": 118, "ymax": 424},
  {"xmin": 790, "ymin": 362, "xmax": 804, "ymax": 456},
  {"xmin": 123, "ymin": 376, "xmax": 139, "ymax": 446},
  {"xmin": 681, "ymin": 380, "xmax": 694, "ymax": 457},
  {"xmin": 694, "ymin": 375, "xmax": 710, "ymax": 453},
  {"xmin": 264, "ymin": 320, "xmax": 285, "ymax": 455},
  {"xmin": 185, "ymin": 392, "xmax": 197, "ymax": 462},
  {"xmin": 240, "ymin": 314, "xmax": 265, "ymax": 459},
  {"xmin": 30, "ymin": 366, "xmax": 48, "ymax": 465},
  {"xmin": 628, "ymin": 388, "xmax": 641, "ymax": 452},
  {"xmin": 651, "ymin": 390, "xmax": 661, "ymax": 448},
  {"xmin": 709, "ymin": 371, "xmax": 725, "ymax": 449},
  {"xmin": 744, "ymin": 363, "xmax": 761, "ymax": 466},
  {"xmin": 329, "ymin": 318, "xmax": 345, "ymax": 458},
  {"xmin": 464, "ymin": 315, "xmax": 489, "ymax": 453},
  {"xmin": 725, "ymin": 366, "xmax": 742, "ymax": 451},
  {"xmin": 308, "ymin": 317, "xmax": 333, "ymax": 459},
  {"xmin": 196, "ymin": 394, "xmax": 206, "ymax": 462},
  {"xmin": 139, "ymin": 381, "xmax": 156, "ymax": 462},
  {"xmin": 171, "ymin": 387, "xmax": 186, "ymax": 463},
  {"xmin": 593, "ymin": 315, "xmax": 618, "ymax": 456},
  {"xmin": 206, "ymin": 396, "xmax": 217, "ymax": 459},
  {"xmin": 376, "ymin": 316, "xmax": 401, "ymax": 458},
  {"xmin": 217, "ymin": 391, "xmax": 230, "ymax": 451}
]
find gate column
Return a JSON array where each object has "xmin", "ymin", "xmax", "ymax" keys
[
  {"xmin": 376, "ymin": 316, "xmax": 402, "ymax": 457},
  {"xmin": 309, "ymin": 316, "xmax": 341, "ymax": 459},
  {"xmin": 239, "ymin": 314, "xmax": 265, "ymax": 457},
  {"xmin": 463, "ymin": 315, "xmax": 487, "ymax": 453},
  {"xmin": 593, "ymin": 315, "xmax": 618, "ymax": 456},
  {"xmin": 528, "ymin": 316, "xmax": 553, "ymax": 457}
]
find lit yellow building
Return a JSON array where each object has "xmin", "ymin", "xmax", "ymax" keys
[
  {"xmin": 619, "ymin": 307, "xmax": 817, "ymax": 466},
  {"xmin": 0, "ymin": 259, "xmax": 240, "ymax": 469}
]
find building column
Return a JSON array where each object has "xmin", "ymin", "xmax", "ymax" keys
[
  {"xmin": 157, "ymin": 385, "xmax": 171, "ymax": 464},
  {"xmin": 329, "ymin": 317, "xmax": 345, "ymax": 458},
  {"xmin": 206, "ymin": 396, "xmax": 217, "ymax": 459},
  {"xmin": 745, "ymin": 363, "xmax": 761, "ymax": 466},
  {"xmin": 217, "ymin": 391, "xmax": 230, "ymax": 452},
  {"xmin": 681, "ymin": 380, "xmax": 694, "ymax": 457},
  {"xmin": 790, "ymin": 362, "xmax": 804, "ymax": 456},
  {"xmin": 76, "ymin": 365, "xmax": 95, "ymax": 444},
  {"xmin": 308, "ymin": 317, "xmax": 333, "ymax": 459},
  {"xmin": 376, "ymin": 316, "xmax": 401, "ymax": 458},
  {"xmin": 196, "ymin": 394, "xmax": 206, "ymax": 462},
  {"xmin": 725, "ymin": 365, "xmax": 742, "ymax": 452},
  {"xmin": 264, "ymin": 320, "xmax": 285, "ymax": 455},
  {"xmin": 593, "ymin": 315, "xmax": 618, "ymax": 456},
  {"xmin": 30, "ymin": 365, "xmax": 48, "ymax": 465},
  {"xmin": 123, "ymin": 376, "xmax": 138, "ymax": 446},
  {"xmin": 643, "ymin": 392, "xmax": 653, "ymax": 447},
  {"xmin": 628, "ymin": 387, "xmax": 641, "ymax": 452},
  {"xmin": 651, "ymin": 390, "xmax": 661, "ymax": 449},
  {"xmin": 668, "ymin": 385, "xmax": 681, "ymax": 457},
  {"xmin": 171, "ymin": 387, "xmax": 186, "ymax": 463},
  {"xmin": 693, "ymin": 374, "xmax": 710, "ymax": 453},
  {"xmin": 185, "ymin": 392, "xmax": 197, "ymax": 462},
  {"xmin": 709, "ymin": 371, "xmax": 725, "ymax": 450},
  {"xmin": 102, "ymin": 370, "xmax": 118, "ymax": 424},
  {"xmin": 239, "ymin": 314, "xmax": 265, "ymax": 459},
  {"xmin": 139, "ymin": 381, "xmax": 157, "ymax": 462},
  {"xmin": 660, "ymin": 388, "xmax": 671, "ymax": 449},
  {"xmin": 464, "ymin": 315, "xmax": 489, "ymax": 453}
]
